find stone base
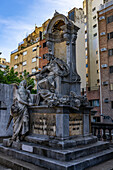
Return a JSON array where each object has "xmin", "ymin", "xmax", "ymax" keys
[
  {"xmin": 3, "ymin": 134, "xmax": 97, "ymax": 149},
  {"xmin": 1, "ymin": 137, "xmax": 113, "ymax": 170}
]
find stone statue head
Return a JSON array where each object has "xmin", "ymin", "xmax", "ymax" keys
[
  {"xmin": 19, "ymin": 80, "xmax": 27, "ymax": 89},
  {"xmin": 44, "ymin": 53, "xmax": 55, "ymax": 61}
]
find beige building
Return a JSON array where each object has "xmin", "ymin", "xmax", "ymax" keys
[
  {"xmin": 10, "ymin": 19, "xmax": 50, "ymax": 76},
  {"xmin": 0, "ymin": 58, "xmax": 9, "ymax": 71}
]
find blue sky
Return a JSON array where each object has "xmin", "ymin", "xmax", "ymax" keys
[{"xmin": 0, "ymin": 0, "xmax": 83, "ymax": 61}]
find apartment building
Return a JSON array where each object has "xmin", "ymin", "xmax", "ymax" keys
[
  {"xmin": 98, "ymin": 0, "xmax": 113, "ymax": 122},
  {"xmin": 83, "ymin": 0, "xmax": 111, "ymax": 121},
  {"xmin": 0, "ymin": 58, "xmax": 9, "ymax": 71},
  {"xmin": 10, "ymin": 19, "xmax": 50, "ymax": 76}
]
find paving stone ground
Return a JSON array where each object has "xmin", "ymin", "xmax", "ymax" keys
[
  {"xmin": 0, "ymin": 164, "xmax": 12, "ymax": 170},
  {"xmin": 86, "ymin": 158, "xmax": 113, "ymax": 170}
]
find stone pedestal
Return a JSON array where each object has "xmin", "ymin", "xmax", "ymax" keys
[{"xmin": 28, "ymin": 105, "xmax": 91, "ymax": 148}]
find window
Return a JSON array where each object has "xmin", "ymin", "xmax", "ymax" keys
[
  {"xmin": 97, "ymin": 69, "xmax": 99, "ymax": 73},
  {"xmin": 96, "ymin": 60, "xmax": 98, "ymax": 64},
  {"xmin": 32, "ymin": 47, "xmax": 37, "ymax": 52},
  {"xmin": 108, "ymin": 49, "xmax": 113, "ymax": 56},
  {"xmin": 86, "ymin": 56, "xmax": 88, "ymax": 59},
  {"xmin": 110, "ymin": 83, "xmax": 113, "ymax": 90},
  {"xmin": 14, "ymin": 55, "xmax": 18, "ymax": 60},
  {"xmin": 43, "ymin": 42, "xmax": 46, "ymax": 48},
  {"xmin": 89, "ymin": 100, "xmax": 99, "ymax": 107},
  {"xmin": 93, "ymin": 24, "xmax": 97, "ymax": 28},
  {"xmin": 109, "ymin": 66, "xmax": 113, "ymax": 73},
  {"xmin": 22, "ymin": 61, "xmax": 27, "ymax": 66},
  {"xmin": 93, "ymin": 33, "xmax": 97, "ymax": 37},
  {"xmin": 14, "ymin": 65, "xmax": 17, "ymax": 69},
  {"xmin": 68, "ymin": 10, "xmax": 75, "ymax": 22},
  {"xmin": 107, "ymin": 15, "xmax": 113, "ymax": 24},
  {"xmin": 85, "ymin": 39, "xmax": 87, "ymax": 42},
  {"xmin": 92, "ymin": 7, "xmax": 96, "ymax": 12},
  {"xmin": 32, "ymin": 68, "xmax": 36, "ymax": 73},
  {"xmin": 96, "ymin": 51, "xmax": 98, "ymax": 54},
  {"xmin": 93, "ymin": 15, "xmax": 96, "ymax": 20},
  {"xmin": 86, "ymin": 64, "xmax": 88, "ymax": 68},
  {"xmin": 43, "ymin": 65, "xmax": 46, "ymax": 68},
  {"xmin": 32, "ymin": 57, "xmax": 36, "ymax": 62},
  {"xmin": 111, "ymin": 101, "xmax": 113, "ymax": 109},
  {"xmin": 97, "ymin": 79, "xmax": 100, "ymax": 84},
  {"xmin": 43, "ymin": 54, "xmax": 46, "ymax": 59},
  {"xmin": 85, "ymin": 48, "xmax": 87, "ymax": 51},
  {"xmin": 23, "ymin": 51, "xmax": 27, "ymax": 56},
  {"xmin": 39, "ymin": 31, "xmax": 42, "ymax": 40},
  {"xmin": 86, "ymin": 73, "xmax": 88, "ymax": 77},
  {"xmin": 108, "ymin": 32, "xmax": 113, "ymax": 40},
  {"xmin": 85, "ymin": 30, "xmax": 87, "ymax": 34}
]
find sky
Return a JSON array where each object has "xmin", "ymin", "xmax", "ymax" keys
[{"xmin": 0, "ymin": 0, "xmax": 83, "ymax": 62}]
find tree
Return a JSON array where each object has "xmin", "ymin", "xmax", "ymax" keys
[{"xmin": 0, "ymin": 67, "xmax": 36, "ymax": 94}]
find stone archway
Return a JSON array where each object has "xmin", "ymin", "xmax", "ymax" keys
[{"xmin": 45, "ymin": 11, "xmax": 81, "ymax": 95}]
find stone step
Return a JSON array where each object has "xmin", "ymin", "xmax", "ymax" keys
[
  {"xmin": 4, "ymin": 140, "xmax": 109, "ymax": 161},
  {"xmin": 0, "ymin": 144, "xmax": 113, "ymax": 170},
  {"xmin": 0, "ymin": 151, "xmax": 46, "ymax": 170},
  {"xmin": 24, "ymin": 134, "xmax": 97, "ymax": 149}
]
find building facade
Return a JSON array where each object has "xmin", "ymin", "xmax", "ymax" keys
[
  {"xmin": 0, "ymin": 58, "xmax": 9, "ymax": 71},
  {"xmin": 83, "ymin": 0, "xmax": 111, "ymax": 121},
  {"xmin": 98, "ymin": 0, "xmax": 113, "ymax": 122},
  {"xmin": 10, "ymin": 20, "xmax": 50, "ymax": 76}
]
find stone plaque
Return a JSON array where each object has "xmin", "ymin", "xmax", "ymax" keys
[
  {"xmin": 69, "ymin": 114, "xmax": 83, "ymax": 136},
  {"xmin": 31, "ymin": 113, "xmax": 56, "ymax": 136},
  {"xmin": 22, "ymin": 144, "xmax": 33, "ymax": 153}
]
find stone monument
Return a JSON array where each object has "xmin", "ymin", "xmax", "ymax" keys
[{"xmin": 1, "ymin": 12, "xmax": 113, "ymax": 170}]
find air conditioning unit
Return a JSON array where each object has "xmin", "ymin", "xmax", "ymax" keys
[
  {"xmin": 101, "ymin": 64, "xmax": 108, "ymax": 68},
  {"xmin": 102, "ymin": 81, "xmax": 109, "ymax": 86},
  {"xmin": 99, "ymin": 16, "xmax": 105, "ymax": 20},
  {"xmin": 104, "ymin": 98, "xmax": 109, "ymax": 103},
  {"xmin": 100, "ymin": 32, "xmax": 106, "ymax": 36},
  {"xmin": 101, "ymin": 48, "xmax": 107, "ymax": 52}
]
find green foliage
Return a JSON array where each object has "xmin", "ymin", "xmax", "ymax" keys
[{"xmin": 0, "ymin": 67, "xmax": 36, "ymax": 94}]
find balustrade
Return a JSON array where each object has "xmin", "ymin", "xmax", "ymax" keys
[{"xmin": 91, "ymin": 122, "xmax": 113, "ymax": 141}]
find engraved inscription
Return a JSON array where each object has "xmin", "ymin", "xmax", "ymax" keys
[
  {"xmin": 31, "ymin": 113, "xmax": 56, "ymax": 136},
  {"xmin": 69, "ymin": 114, "xmax": 83, "ymax": 136}
]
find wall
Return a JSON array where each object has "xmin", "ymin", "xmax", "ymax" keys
[{"xmin": 0, "ymin": 84, "xmax": 13, "ymax": 137}]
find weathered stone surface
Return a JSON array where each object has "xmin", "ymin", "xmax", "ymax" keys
[
  {"xmin": 0, "ymin": 84, "xmax": 13, "ymax": 138},
  {"xmin": 0, "ymin": 142, "xmax": 113, "ymax": 170}
]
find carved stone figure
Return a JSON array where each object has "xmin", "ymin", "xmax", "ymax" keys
[
  {"xmin": 36, "ymin": 54, "xmax": 69, "ymax": 106},
  {"xmin": 7, "ymin": 80, "xmax": 33, "ymax": 145}
]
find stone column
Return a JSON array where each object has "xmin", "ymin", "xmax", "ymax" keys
[
  {"xmin": 83, "ymin": 108, "xmax": 90, "ymax": 136},
  {"xmin": 56, "ymin": 113, "xmax": 69, "ymax": 138}
]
